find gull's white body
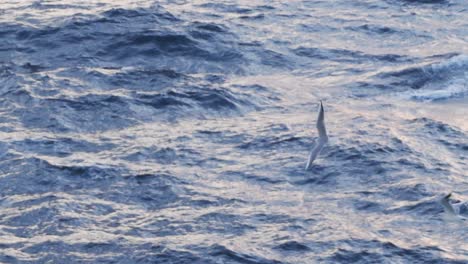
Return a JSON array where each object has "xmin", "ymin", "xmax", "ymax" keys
[
  {"xmin": 440, "ymin": 193, "xmax": 466, "ymax": 221},
  {"xmin": 305, "ymin": 101, "xmax": 328, "ymax": 170}
]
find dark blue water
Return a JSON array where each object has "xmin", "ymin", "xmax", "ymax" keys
[{"xmin": 1, "ymin": 1, "xmax": 467, "ymax": 263}]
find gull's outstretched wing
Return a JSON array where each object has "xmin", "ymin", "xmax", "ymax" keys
[
  {"xmin": 305, "ymin": 139, "xmax": 316, "ymax": 170},
  {"xmin": 305, "ymin": 101, "xmax": 328, "ymax": 170},
  {"xmin": 305, "ymin": 139, "xmax": 326, "ymax": 170},
  {"xmin": 316, "ymin": 101, "xmax": 328, "ymax": 142}
]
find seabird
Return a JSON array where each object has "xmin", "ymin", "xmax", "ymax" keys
[
  {"xmin": 305, "ymin": 101, "xmax": 328, "ymax": 170},
  {"xmin": 440, "ymin": 193, "xmax": 466, "ymax": 221}
]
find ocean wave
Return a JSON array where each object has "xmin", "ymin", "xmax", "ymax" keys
[
  {"xmin": 380, "ymin": 54, "xmax": 468, "ymax": 100},
  {"xmin": 1, "ymin": 1, "xmax": 467, "ymax": 263},
  {"xmin": 385, "ymin": 181, "xmax": 431, "ymax": 201},
  {"xmin": 123, "ymin": 147, "xmax": 182, "ymax": 164},
  {"xmin": 196, "ymin": 212, "xmax": 255, "ymax": 235},
  {"xmin": 404, "ymin": 82, "xmax": 467, "ymax": 101},
  {"xmin": 2, "ymin": 78, "xmax": 266, "ymax": 132},
  {"xmin": 2, "ymin": 6, "xmax": 246, "ymax": 73},
  {"xmin": 408, "ymin": 117, "xmax": 465, "ymax": 136},
  {"xmin": 399, "ymin": 0, "xmax": 448, "ymax": 4},
  {"xmin": 274, "ymin": 241, "xmax": 311, "ymax": 252},
  {"xmin": 207, "ymin": 244, "xmax": 283, "ymax": 264},
  {"xmin": 133, "ymin": 85, "xmax": 262, "ymax": 116},
  {"xmin": 0, "ymin": 156, "xmax": 123, "ymax": 197},
  {"xmin": 327, "ymin": 239, "xmax": 451, "ymax": 264},
  {"xmin": 198, "ymin": 3, "xmax": 254, "ymax": 14},
  {"xmin": 237, "ymin": 134, "xmax": 304, "ymax": 150},
  {"xmin": 11, "ymin": 137, "xmax": 115, "ymax": 157},
  {"xmin": 383, "ymin": 199, "xmax": 441, "ymax": 216},
  {"xmin": 293, "ymin": 47, "xmax": 410, "ymax": 63}
]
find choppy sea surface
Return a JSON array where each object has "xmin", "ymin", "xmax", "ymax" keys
[{"xmin": 0, "ymin": 0, "xmax": 467, "ymax": 263}]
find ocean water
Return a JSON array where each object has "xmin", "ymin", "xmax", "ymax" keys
[{"xmin": 0, "ymin": 0, "xmax": 467, "ymax": 263}]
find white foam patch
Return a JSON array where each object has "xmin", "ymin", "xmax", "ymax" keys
[
  {"xmin": 401, "ymin": 54, "xmax": 468, "ymax": 101},
  {"xmin": 430, "ymin": 54, "xmax": 468, "ymax": 73},
  {"xmin": 405, "ymin": 80, "xmax": 467, "ymax": 101}
]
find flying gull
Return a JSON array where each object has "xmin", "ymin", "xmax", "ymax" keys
[
  {"xmin": 305, "ymin": 101, "xmax": 328, "ymax": 170},
  {"xmin": 440, "ymin": 193, "xmax": 466, "ymax": 221}
]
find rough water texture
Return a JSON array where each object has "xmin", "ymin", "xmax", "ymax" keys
[{"xmin": 0, "ymin": 0, "xmax": 467, "ymax": 263}]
